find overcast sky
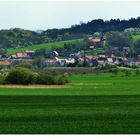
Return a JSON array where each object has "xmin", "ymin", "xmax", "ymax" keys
[{"xmin": 0, "ymin": 1, "xmax": 139, "ymax": 30}]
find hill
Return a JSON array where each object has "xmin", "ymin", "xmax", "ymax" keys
[
  {"xmin": 0, "ymin": 17, "xmax": 140, "ymax": 51},
  {"xmin": 44, "ymin": 17, "xmax": 140, "ymax": 38},
  {"xmin": 7, "ymin": 39, "xmax": 83, "ymax": 54}
]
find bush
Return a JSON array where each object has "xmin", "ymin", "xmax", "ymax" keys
[
  {"xmin": 57, "ymin": 75, "xmax": 70, "ymax": 85},
  {"xmin": 16, "ymin": 63, "xmax": 33, "ymax": 69},
  {"xmin": 0, "ymin": 77, "xmax": 5, "ymax": 84},
  {"xmin": 124, "ymin": 69, "xmax": 131, "ymax": 76},
  {"xmin": 135, "ymin": 69, "xmax": 140, "ymax": 76},
  {"xmin": 111, "ymin": 68, "xmax": 118, "ymax": 76},
  {"xmin": 5, "ymin": 68, "xmax": 36, "ymax": 85},
  {"xmin": 4, "ymin": 68, "xmax": 70, "ymax": 85},
  {"xmin": 36, "ymin": 74, "xmax": 57, "ymax": 85}
]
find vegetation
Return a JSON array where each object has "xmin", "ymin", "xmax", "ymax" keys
[
  {"xmin": 7, "ymin": 39, "xmax": 83, "ymax": 54},
  {"xmin": 44, "ymin": 17, "xmax": 140, "ymax": 39},
  {"xmin": 4, "ymin": 68, "xmax": 69, "ymax": 85},
  {"xmin": 0, "ymin": 17, "xmax": 140, "ymax": 52},
  {"xmin": 132, "ymin": 34, "xmax": 140, "ymax": 42},
  {"xmin": 0, "ymin": 73, "xmax": 140, "ymax": 133}
]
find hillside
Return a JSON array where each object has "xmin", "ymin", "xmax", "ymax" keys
[
  {"xmin": 0, "ymin": 17, "xmax": 140, "ymax": 51},
  {"xmin": 44, "ymin": 17, "xmax": 140, "ymax": 38},
  {"xmin": 7, "ymin": 39, "xmax": 83, "ymax": 54}
]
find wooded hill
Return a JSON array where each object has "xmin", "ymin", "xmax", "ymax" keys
[{"xmin": 0, "ymin": 17, "xmax": 140, "ymax": 51}]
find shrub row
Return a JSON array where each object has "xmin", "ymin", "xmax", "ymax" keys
[
  {"xmin": 111, "ymin": 68, "xmax": 140, "ymax": 76},
  {"xmin": 2, "ymin": 68, "xmax": 70, "ymax": 85}
]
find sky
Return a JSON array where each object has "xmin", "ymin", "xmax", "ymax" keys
[{"xmin": 0, "ymin": 1, "xmax": 140, "ymax": 30}]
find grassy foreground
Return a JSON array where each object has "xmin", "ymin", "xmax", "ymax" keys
[{"xmin": 0, "ymin": 73, "xmax": 140, "ymax": 133}]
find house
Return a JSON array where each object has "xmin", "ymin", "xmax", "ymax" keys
[
  {"xmin": 65, "ymin": 58, "xmax": 75, "ymax": 66},
  {"xmin": 55, "ymin": 58, "xmax": 66, "ymax": 66},
  {"xmin": 114, "ymin": 57, "xmax": 124, "ymax": 66},
  {"xmin": 111, "ymin": 47, "xmax": 130, "ymax": 54},
  {"xmin": 89, "ymin": 46, "xmax": 95, "ymax": 49},
  {"xmin": 0, "ymin": 54, "xmax": 9, "ymax": 60},
  {"xmin": 123, "ymin": 47, "xmax": 130, "ymax": 53},
  {"xmin": 69, "ymin": 51, "xmax": 81, "ymax": 58},
  {"xmin": 127, "ymin": 58, "xmax": 140, "ymax": 66},
  {"xmin": 91, "ymin": 38, "xmax": 101, "ymax": 43},
  {"xmin": 52, "ymin": 51, "xmax": 59, "ymax": 56},
  {"xmin": 16, "ymin": 53, "xmax": 28, "ymax": 59},
  {"xmin": 0, "ymin": 61, "xmax": 11, "ymax": 66},
  {"xmin": 107, "ymin": 58, "xmax": 114, "ymax": 63},
  {"xmin": 97, "ymin": 55, "xmax": 107, "ymax": 64},
  {"xmin": 10, "ymin": 53, "xmax": 28, "ymax": 59},
  {"xmin": 0, "ymin": 61, "xmax": 11, "ymax": 69},
  {"xmin": 89, "ymin": 36, "xmax": 106, "ymax": 47},
  {"xmin": 10, "ymin": 54, "xmax": 17, "ymax": 59},
  {"xmin": 133, "ymin": 58, "xmax": 140, "ymax": 66},
  {"xmin": 80, "ymin": 56, "xmax": 98, "ymax": 67},
  {"xmin": 25, "ymin": 50, "xmax": 35, "ymax": 58},
  {"xmin": 45, "ymin": 58, "xmax": 58, "ymax": 66}
]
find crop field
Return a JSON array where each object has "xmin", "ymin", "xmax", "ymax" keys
[
  {"xmin": 0, "ymin": 73, "xmax": 140, "ymax": 133},
  {"xmin": 7, "ymin": 39, "xmax": 83, "ymax": 54}
]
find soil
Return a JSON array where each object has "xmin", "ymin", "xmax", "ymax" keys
[{"xmin": 0, "ymin": 85, "xmax": 69, "ymax": 88}]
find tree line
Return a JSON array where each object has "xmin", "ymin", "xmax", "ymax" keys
[{"xmin": 0, "ymin": 17, "xmax": 140, "ymax": 51}]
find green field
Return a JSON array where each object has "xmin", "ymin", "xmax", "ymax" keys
[
  {"xmin": 7, "ymin": 39, "xmax": 83, "ymax": 54},
  {"xmin": 132, "ymin": 34, "xmax": 140, "ymax": 42},
  {"xmin": 0, "ymin": 73, "xmax": 140, "ymax": 134}
]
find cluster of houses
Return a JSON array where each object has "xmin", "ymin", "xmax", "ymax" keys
[
  {"xmin": 0, "ymin": 35, "xmax": 139, "ymax": 69},
  {"xmin": 0, "ymin": 50, "xmax": 35, "ymax": 69},
  {"xmin": 0, "ymin": 48, "xmax": 140, "ymax": 70}
]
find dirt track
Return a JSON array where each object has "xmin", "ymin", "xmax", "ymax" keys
[
  {"xmin": 0, "ymin": 85, "xmax": 69, "ymax": 89},
  {"xmin": 35, "ymin": 69, "xmax": 107, "ymax": 75}
]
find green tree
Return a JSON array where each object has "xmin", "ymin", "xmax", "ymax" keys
[
  {"xmin": 5, "ymin": 68, "xmax": 37, "ymax": 85},
  {"xmin": 134, "ymin": 39, "xmax": 140, "ymax": 55}
]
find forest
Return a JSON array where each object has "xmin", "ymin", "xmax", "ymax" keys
[{"xmin": 0, "ymin": 17, "xmax": 140, "ymax": 51}]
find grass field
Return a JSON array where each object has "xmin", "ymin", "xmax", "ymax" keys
[
  {"xmin": 132, "ymin": 34, "xmax": 140, "ymax": 42},
  {"xmin": 0, "ymin": 73, "xmax": 140, "ymax": 133},
  {"xmin": 7, "ymin": 39, "xmax": 83, "ymax": 54}
]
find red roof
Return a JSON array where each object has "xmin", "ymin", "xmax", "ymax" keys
[
  {"xmin": 81, "ymin": 56, "xmax": 95, "ymax": 60},
  {"xmin": 0, "ymin": 61, "xmax": 11, "ymax": 66},
  {"xmin": 131, "ymin": 58, "xmax": 140, "ymax": 62},
  {"xmin": 16, "ymin": 53, "xmax": 28, "ymax": 58}
]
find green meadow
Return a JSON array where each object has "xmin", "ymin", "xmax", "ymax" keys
[
  {"xmin": 132, "ymin": 34, "xmax": 140, "ymax": 42},
  {"xmin": 0, "ymin": 73, "xmax": 140, "ymax": 133},
  {"xmin": 7, "ymin": 39, "xmax": 83, "ymax": 54}
]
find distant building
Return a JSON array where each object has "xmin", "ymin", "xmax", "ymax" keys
[
  {"xmin": 0, "ymin": 54, "xmax": 9, "ymax": 60},
  {"xmin": 89, "ymin": 37, "xmax": 106, "ymax": 48},
  {"xmin": 10, "ymin": 52, "xmax": 29, "ymax": 59},
  {"xmin": 45, "ymin": 58, "xmax": 58, "ymax": 66},
  {"xmin": 25, "ymin": 50, "xmax": 35, "ymax": 58},
  {"xmin": 0, "ymin": 60, "xmax": 11, "ymax": 70},
  {"xmin": 0, "ymin": 61, "xmax": 11, "ymax": 66}
]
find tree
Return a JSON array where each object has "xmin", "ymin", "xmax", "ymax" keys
[
  {"xmin": 106, "ymin": 31, "xmax": 132, "ymax": 48},
  {"xmin": 112, "ymin": 68, "xmax": 118, "ymax": 76},
  {"xmin": 134, "ymin": 39, "xmax": 140, "ymax": 55},
  {"xmin": 5, "ymin": 68, "xmax": 37, "ymax": 85},
  {"xmin": 124, "ymin": 69, "xmax": 131, "ymax": 76},
  {"xmin": 135, "ymin": 69, "xmax": 140, "ymax": 76},
  {"xmin": 33, "ymin": 56, "xmax": 46, "ymax": 69},
  {"xmin": 16, "ymin": 63, "xmax": 33, "ymax": 69}
]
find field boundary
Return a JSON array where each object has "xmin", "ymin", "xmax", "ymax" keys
[{"xmin": 0, "ymin": 85, "xmax": 69, "ymax": 89}]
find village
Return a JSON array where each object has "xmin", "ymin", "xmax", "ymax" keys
[{"xmin": 0, "ymin": 36, "xmax": 140, "ymax": 70}]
